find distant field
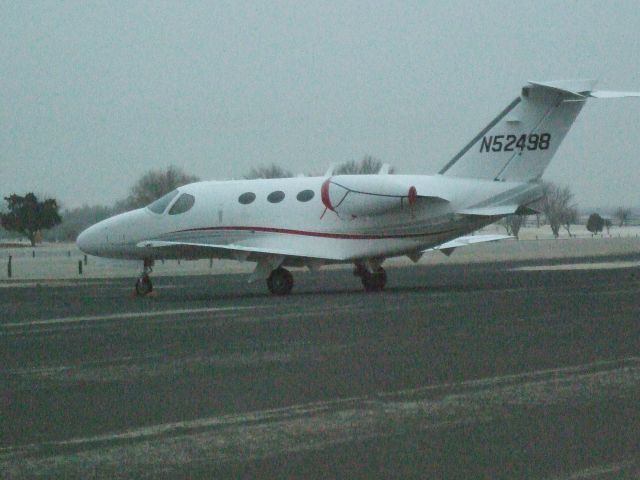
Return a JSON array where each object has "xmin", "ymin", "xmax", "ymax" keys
[{"xmin": 1, "ymin": 226, "xmax": 639, "ymax": 281}]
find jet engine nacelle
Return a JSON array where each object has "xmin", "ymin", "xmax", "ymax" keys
[{"xmin": 321, "ymin": 176, "xmax": 418, "ymax": 218}]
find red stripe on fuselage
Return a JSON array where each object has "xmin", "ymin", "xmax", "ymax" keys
[{"xmin": 170, "ymin": 225, "xmax": 459, "ymax": 240}]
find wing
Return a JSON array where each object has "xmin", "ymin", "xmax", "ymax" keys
[
  {"xmin": 139, "ymin": 229, "xmax": 512, "ymax": 270},
  {"xmin": 137, "ymin": 237, "xmax": 349, "ymax": 263},
  {"xmin": 428, "ymin": 234, "xmax": 513, "ymax": 250},
  {"xmin": 421, "ymin": 234, "xmax": 513, "ymax": 257},
  {"xmin": 139, "ymin": 237, "xmax": 349, "ymax": 282}
]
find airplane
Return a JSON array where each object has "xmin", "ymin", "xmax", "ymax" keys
[{"xmin": 76, "ymin": 80, "xmax": 639, "ymax": 296}]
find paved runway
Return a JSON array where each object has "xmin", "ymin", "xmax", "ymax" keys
[{"xmin": 1, "ymin": 256, "xmax": 640, "ymax": 479}]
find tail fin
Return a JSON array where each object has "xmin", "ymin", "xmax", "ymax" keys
[{"xmin": 439, "ymin": 80, "xmax": 605, "ymax": 182}]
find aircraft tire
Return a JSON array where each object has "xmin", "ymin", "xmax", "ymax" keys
[
  {"xmin": 135, "ymin": 275, "xmax": 153, "ymax": 296},
  {"xmin": 361, "ymin": 267, "xmax": 386, "ymax": 292},
  {"xmin": 267, "ymin": 267, "xmax": 294, "ymax": 295}
]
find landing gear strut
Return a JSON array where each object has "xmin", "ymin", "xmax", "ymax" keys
[
  {"xmin": 267, "ymin": 267, "xmax": 294, "ymax": 295},
  {"xmin": 135, "ymin": 258, "xmax": 154, "ymax": 296},
  {"xmin": 354, "ymin": 263, "xmax": 387, "ymax": 292}
]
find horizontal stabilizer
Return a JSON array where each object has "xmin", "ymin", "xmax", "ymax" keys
[
  {"xmin": 526, "ymin": 82, "xmax": 640, "ymax": 99},
  {"xmin": 458, "ymin": 205, "xmax": 521, "ymax": 217},
  {"xmin": 527, "ymin": 79, "xmax": 597, "ymax": 97},
  {"xmin": 589, "ymin": 90, "xmax": 640, "ymax": 99}
]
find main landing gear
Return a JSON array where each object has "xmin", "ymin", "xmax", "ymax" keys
[
  {"xmin": 354, "ymin": 263, "xmax": 387, "ymax": 292},
  {"xmin": 267, "ymin": 267, "xmax": 294, "ymax": 295},
  {"xmin": 263, "ymin": 262, "xmax": 385, "ymax": 295},
  {"xmin": 135, "ymin": 258, "xmax": 154, "ymax": 296}
]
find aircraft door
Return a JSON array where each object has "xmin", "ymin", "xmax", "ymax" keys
[{"xmin": 217, "ymin": 204, "xmax": 224, "ymax": 224}]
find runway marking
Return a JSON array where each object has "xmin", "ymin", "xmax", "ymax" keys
[
  {"xmin": 0, "ymin": 304, "xmax": 377, "ymax": 338},
  {"xmin": 1, "ymin": 306, "xmax": 265, "ymax": 329},
  {"xmin": 2, "ymin": 356, "xmax": 639, "ymax": 476},
  {"xmin": 5, "ymin": 340, "xmax": 354, "ymax": 383},
  {"xmin": 0, "ymin": 280, "xmax": 103, "ymax": 288},
  {"xmin": 543, "ymin": 457, "xmax": 639, "ymax": 479},
  {"xmin": 513, "ymin": 260, "xmax": 639, "ymax": 271}
]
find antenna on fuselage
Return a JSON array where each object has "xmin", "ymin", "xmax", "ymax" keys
[
  {"xmin": 378, "ymin": 163, "xmax": 391, "ymax": 175},
  {"xmin": 324, "ymin": 163, "xmax": 337, "ymax": 177}
]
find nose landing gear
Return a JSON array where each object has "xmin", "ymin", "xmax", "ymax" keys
[{"xmin": 135, "ymin": 258, "xmax": 154, "ymax": 296}]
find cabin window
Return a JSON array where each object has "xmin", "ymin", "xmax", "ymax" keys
[
  {"xmin": 238, "ymin": 192, "xmax": 256, "ymax": 205},
  {"xmin": 147, "ymin": 190, "xmax": 179, "ymax": 214},
  {"xmin": 267, "ymin": 191, "xmax": 285, "ymax": 203},
  {"xmin": 296, "ymin": 189, "xmax": 315, "ymax": 202},
  {"xmin": 168, "ymin": 193, "xmax": 195, "ymax": 215}
]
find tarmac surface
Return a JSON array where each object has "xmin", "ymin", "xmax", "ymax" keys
[{"xmin": 1, "ymin": 255, "xmax": 640, "ymax": 479}]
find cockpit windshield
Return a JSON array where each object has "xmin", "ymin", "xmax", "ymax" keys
[
  {"xmin": 147, "ymin": 190, "xmax": 179, "ymax": 214},
  {"xmin": 168, "ymin": 193, "xmax": 195, "ymax": 215}
]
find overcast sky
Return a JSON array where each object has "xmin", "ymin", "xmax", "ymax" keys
[{"xmin": 2, "ymin": 1, "xmax": 639, "ymax": 210}]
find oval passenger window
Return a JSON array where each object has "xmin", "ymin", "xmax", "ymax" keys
[
  {"xmin": 296, "ymin": 189, "xmax": 315, "ymax": 202},
  {"xmin": 238, "ymin": 192, "xmax": 256, "ymax": 205},
  {"xmin": 168, "ymin": 193, "xmax": 195, "ymax": 215},
  {"xmin": 267, "ymin": 191, "xmax": 285, "ymax": 203}
]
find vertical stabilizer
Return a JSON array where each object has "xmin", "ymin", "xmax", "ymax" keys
[{"xmin": 439, "ymin": 80, "xmax": 597, "ymax": 182}]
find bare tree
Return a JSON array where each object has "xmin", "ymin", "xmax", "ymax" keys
[
  {"xmin": 334, "ymin": 155, "xmax": 394, "ymax": 175},
  {"xmin": 613, "ymin": 207, "xmax": 632, "ymax": 227},
  {"xmin": 498, "ymin": 214, "xmax": 524, "ymax": 239},
  {"xmin": 541, "ymin": 182, "xmax": 576, "ymax": 238},
  {"xmin": 115, "ymin": 166, "xmax": 199, "ymax": 212},
  {"xmin": 535, "ymin": 213, "xmax": 543, "ymax": 228},
  {"xmin": 243, "ymin": 164, "xmax": 293, "ymax": 179},
  {"xmin": 561, "ymin": 206, "xmax": 579, "ymax": 237}
]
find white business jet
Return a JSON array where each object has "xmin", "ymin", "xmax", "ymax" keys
[{"xmin": 77, "ymin": 80, "xmax": 638, "ymax": 296}]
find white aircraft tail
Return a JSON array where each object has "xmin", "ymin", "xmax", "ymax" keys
[{"xmin": 439, "ymin": 80, "xmax": 639, "ymax": 182}]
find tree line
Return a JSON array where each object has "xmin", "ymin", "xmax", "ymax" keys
[
  {"xmin": 0, "ymin": 157, "xmax": 387, "ymax": 244},
  {"xmin": 1, "ymin": 157, "xmax": 636, "ymax": 244},
  {"xmin": 499, "ymin": 182, "xmax": 633, "ymax": 239}
]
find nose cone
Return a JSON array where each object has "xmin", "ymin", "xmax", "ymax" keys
[
  {"xmin": 76, "ymin": 223, "xmax": 101, "ymax": 255},
  {"xmin": 76, "ymin": 208, "xmax": 152, "ymax": 259}
]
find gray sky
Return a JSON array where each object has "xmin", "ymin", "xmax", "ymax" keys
[{"xmin": 2, "ymin": 0, "xmax": 639, "ymax": 210}]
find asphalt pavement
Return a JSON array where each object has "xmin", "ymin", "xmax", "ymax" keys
[{"xmin": 1, "ymin": 256, "xmax": 639, "ymax": 479}]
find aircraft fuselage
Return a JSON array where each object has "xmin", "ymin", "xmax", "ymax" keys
[{"xmin": 77, "ymin": 174, "xmax": 541, "ymax": 265}]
